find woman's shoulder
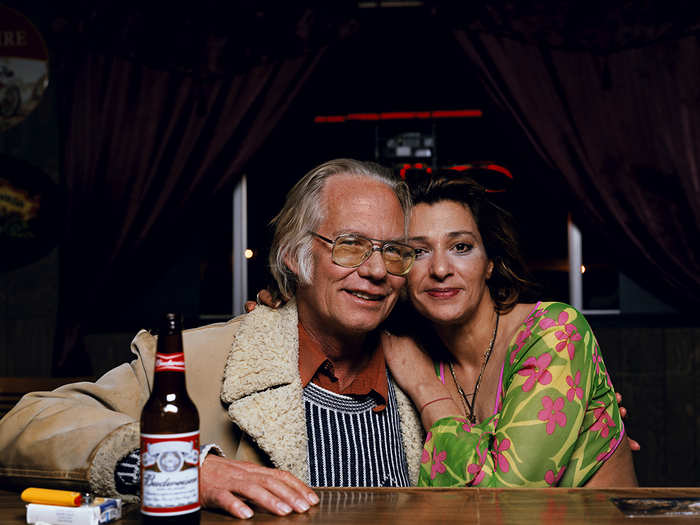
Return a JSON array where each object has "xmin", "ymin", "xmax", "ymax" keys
[
  {"xmin": 532, "ymin": 301, "xmax": 592, "ymax": 330},
  {"xmin": 504, "ymin": 301, "xmax": 595, "ymax": 366},
  {"xmin": 514, "ymin": 301, "xmax": 590, "ymax": 325},
  {"xmin": 506, "ymin": 301, "xmax": 580, "ymax": 325},
  {"xmin": 532, "ymin": 300, "xmax": 576, "ymax": 314},
  {"xmin": 503, "ymin": 301, "xmax": 579, "ymax": 337}
]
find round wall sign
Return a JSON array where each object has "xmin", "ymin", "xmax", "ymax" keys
[
  {"xmin": 0, "ymin": 5, "xmax": 50, "ymax": 132},
  {"xmin": 0, "ymin": 155, "xmax": 60, "ymax": 271}
]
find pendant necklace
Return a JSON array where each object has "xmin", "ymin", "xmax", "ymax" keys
[{"xmin": 448, "ymin": 310, "xmax": 500, "ymax": 424}]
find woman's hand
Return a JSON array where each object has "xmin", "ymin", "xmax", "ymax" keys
[
  {"xmin": 245, "ymin": 289, "xmax": 282, "ymax": 313},
  {"xmin": 381, "ymin": 331, "xmax": 461, "ymax": 429},
  {"xmin": 616, "ymin": 392, "xmax": 641, "ymax": 451},
  {"xmin": 382, "ymin": 332, "xmax": 436, "ymax": 397}
]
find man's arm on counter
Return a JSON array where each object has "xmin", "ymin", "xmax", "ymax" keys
[
  {"xmin": 0, "ymin": 360, "xmax": 149, "ymax": 500},
  {"xmin": 0, "ymin": 336, "xmax": 317, "ymax": 518}
]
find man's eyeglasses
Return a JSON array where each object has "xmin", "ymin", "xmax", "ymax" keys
[{"xmin": 308, "ymin": 231, "xmax": 415, "ymax": 276}]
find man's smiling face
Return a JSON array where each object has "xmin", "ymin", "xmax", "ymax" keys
[{"xmin": 294, "ymin": 174, "xmax": 406, "ymax": 341}]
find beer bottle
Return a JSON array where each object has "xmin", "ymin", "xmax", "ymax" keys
[{"xmin": 140, "ymin": 313, "xmax": 200, "ymax": 524}]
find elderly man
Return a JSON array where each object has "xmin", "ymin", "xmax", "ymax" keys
[{"xmin": 0, "ymin": 159, "xmax": 424, "ymax": 519}]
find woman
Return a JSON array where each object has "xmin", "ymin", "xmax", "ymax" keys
[{"xmin": 381, "ymin": 171, "xmax": 637, "ymax": 487}]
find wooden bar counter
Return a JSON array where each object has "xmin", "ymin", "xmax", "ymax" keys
[{"xmin": 2, "ymin": 487, "xmax": 698, "ymax": 524}]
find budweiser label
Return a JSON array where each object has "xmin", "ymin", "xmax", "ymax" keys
[
  {"xmin": 154, "ymin": 352, "xmax": 186, "ymax": 372},
  {"xmin": 140, "ymin": 431, "xmax": 200, "ymax": 516}
]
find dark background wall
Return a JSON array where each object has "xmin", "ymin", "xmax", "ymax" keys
[{"xmin": 592, "ymin": 319, "xmax": 699, "ymax": 486}]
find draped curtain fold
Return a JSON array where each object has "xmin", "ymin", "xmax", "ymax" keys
[
  {"xmin": 52, "ymin": 44, "xmax": 326, "ymax": 374},
  {"xmin": 453, "ymin": 29, "xmax": 700, "ymax": 309}
]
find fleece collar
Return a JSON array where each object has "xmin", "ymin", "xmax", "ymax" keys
[
  {"xmin": 220, "ymin": 299, "xmax": 424, "ymax": 485},
  {"xmin": 220, "ymin": 300, "xmax": 308, "ymax": 481}
]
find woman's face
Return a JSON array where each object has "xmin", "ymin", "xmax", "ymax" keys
[{"xmin": 406, "ymin": 200, "xmax": 494, "ymax": 326}]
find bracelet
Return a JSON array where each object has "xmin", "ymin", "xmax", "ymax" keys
[{"xmin": 419, "ymin": 396, "xmax": 453, "ymax": 413}]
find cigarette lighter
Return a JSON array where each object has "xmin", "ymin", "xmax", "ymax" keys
[{"xmin": 21, "ymin": 487, "xmax": 83, "ymax": 507}]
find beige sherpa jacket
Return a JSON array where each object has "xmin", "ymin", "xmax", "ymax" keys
[{"xmin": 0, "ymin": 301, "xmax": 424, "ymax": 500}]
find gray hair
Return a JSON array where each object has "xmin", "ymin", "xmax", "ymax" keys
[{"xmin": 269, "ymin": 158, "xmax": 411, "ymax": 299}]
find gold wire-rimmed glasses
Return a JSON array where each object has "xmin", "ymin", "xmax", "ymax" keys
[{"xmin": 308, "ymin": 231, "xmax": 415, "ymax": 276}]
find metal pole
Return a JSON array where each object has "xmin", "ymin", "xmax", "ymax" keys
[
  {"xmin": 232, "ymin": 175, "xmax": 248, "ymax": 316},
  {"xmin": 567, "ymin": 215, "xmax": 583, "ymax": 310}
]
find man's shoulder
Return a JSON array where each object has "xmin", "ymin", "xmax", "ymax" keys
[
  {"xmin": 221, "ymin": 300, "xmax": 300, "ymax": 403},
  {"xmin": 129, "ymin": 315, "xmax": 246, "ymax": 362},
  {"xmin": 184, "ymin": 315, "xmax": 246, "ymax": 343}
]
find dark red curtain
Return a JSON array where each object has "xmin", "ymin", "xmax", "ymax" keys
[
  {"xmin": 50, "ymin": 5, "xmax": 351, "ymax": 374},
  {"xmin": 451, "ymin": 14, "xmax": 700, "ymax": 309}
]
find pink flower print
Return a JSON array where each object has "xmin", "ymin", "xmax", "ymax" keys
[
  {"xmin": 590, "ymin": 406, "xmax": 616, "ymax": 438},
  {"xmin": 526, "ymin": 306, "xmax": 548, "ymax": 327},
  {"xmin": 421, "ymin": 432, "xmax": 433, "ymax": 463},
  {"xmin": 566, "ymin": 370, "xmax": 583, "ymax": 402},
  {"xmin": 555, "ymin": 323, "xmax": 580, "ymax": 360},
  {"xmin": 592, "ymin": 343, "xmax": 603, "ymax": 375},
  {"xmin": 510, "ymin": 327, "xmax": 532, "ymax": 364},
  {"xmin": 538, "ymin": 396, "xmax": 567, "ymax": 435},
  {"xmin": 430, "ymin": 449, "xmax": 447, "ymax": 479},
  {"xmin": 509, "ymin": 307, "xmax": 548, "ymax": 364},
  {"xmin": 538, "ymin": 316, "xmax": 557, "ymax": 330},
  {"xmin": 467, "ymin": 441, "xmax": 488, "ymax": 485},
  {"xmin": 518, "ymin": 353, "xmax": 553, "ymax": 392},
  {"xmin": 596, "ymin": 437, "xmax": 619, "ymax": 462},
  {"xmin": 456, "ymin": 418, "xmax": 473, "ymax": 432},
  {"xmin": 491, "ymin": 438, "xmax": 511, "ymax": 473},
  {"xmin": 540, "ymin": 311, "xmax": 581, "ymax": 361},
  {"xmin": 467, "ymin": 462, "xmax": 485, "ymax": 486},
  {"xmin": 545, "ymin": 465, "xmax": 566, "ymax": 486}
]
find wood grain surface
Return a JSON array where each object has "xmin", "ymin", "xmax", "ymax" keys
[{"xmin": 3, "ymin": 487, "xmax": 700, "ymax": 524}]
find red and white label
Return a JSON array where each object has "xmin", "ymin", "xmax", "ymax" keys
[
  {"xmin": 154, "ymin": 352, "xmax": 186, "ymax": 372},
  {"xmin": 140, "ymin": 430, "xmax": 200, "ymax": 516}
]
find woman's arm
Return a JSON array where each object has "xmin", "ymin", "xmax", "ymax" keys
[
  {"xmin": 382, "ymin": 332, "xmax": 462, "ymax": 430},
  {"xmin": 585, "ymin": 432, "xmax": 638, "ymax": 486}
]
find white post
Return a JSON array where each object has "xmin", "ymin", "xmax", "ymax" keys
[
  {"xmin": 232, "ymin": 175, "xmax": 248, "ymax": 316},
  {"xmin": 567, "ymin": 215, "xmax": 583, "ymax": 310}
]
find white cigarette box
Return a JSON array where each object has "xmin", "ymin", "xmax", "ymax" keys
[{"xmin": 26, "ymin": 497, "xmax": 122, "ymax": 525}]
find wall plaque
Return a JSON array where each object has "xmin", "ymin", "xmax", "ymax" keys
[
  {"xmin": 0, "ymin": 155, "xmax": 59, "ymax": 271},
  {"xmin": 0, "ymin": 5, "xmax": 49, "ymax": 132}
]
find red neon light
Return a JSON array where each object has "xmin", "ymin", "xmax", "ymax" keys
[
  {"xmin": 447, "ymin": 163, "xmax": 513, "ymax": 180},
  {"xmin": 314, "ymin": 116, "xmax": 346, "ymax": 123},
  {"xmin": 314, "ymin": 110, "xmax": 482, "ymax": 123},
  {"xmin": 484, "ymin": 163, "xmax": 513, "ymax": 179},
  {"xmin": 379, "ymin": 111, "xmax": 433, "ymax": 120},
  {"xmin": 444, "ymin": 163, "xmax": 514, "ymax": 192},
  {"xmin": 347, "ymin": 113, "xmax": 380, "ymax": 121},
  {"xmin": 398, "ymin": 163, "xmax": 433, "ymax": 179},
  {"xmin": 431, "ymin": 110, "xmax": 482, "ymax": 118},
  {"xmin": 396, "ymin": 162, "xmax": 512, "ymax": 190}
]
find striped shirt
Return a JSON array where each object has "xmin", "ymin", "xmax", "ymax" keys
[{"xmin": 303, "ymin": 376, "xmax": 410, "ymax": 487}]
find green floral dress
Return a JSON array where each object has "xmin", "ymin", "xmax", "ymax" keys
[{"xmin": 419, "ymin": 302, "xmax": 624, "ymax": 487}]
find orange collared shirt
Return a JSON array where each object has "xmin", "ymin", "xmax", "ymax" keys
[{"xmin": 298, "ymin": 323, "xmax": 388, "ymax": 412}]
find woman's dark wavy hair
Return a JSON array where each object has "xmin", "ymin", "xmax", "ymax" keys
[{"xmin": 406, "ymin": 170, "xmax": 538, "ymax": 313}]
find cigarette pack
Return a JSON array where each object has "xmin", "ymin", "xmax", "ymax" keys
[{"xmin": 26, "ymin": 497, "xmax": 122, "ymax": 525}]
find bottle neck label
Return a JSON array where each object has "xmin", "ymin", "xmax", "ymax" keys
[
  {"xmin": 155, "ymin": 352, "xmax": 185, "ymax": 372},
  {"xmin": 141, "ymin": 430, "xmax": 200, "ymax": 516}
]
